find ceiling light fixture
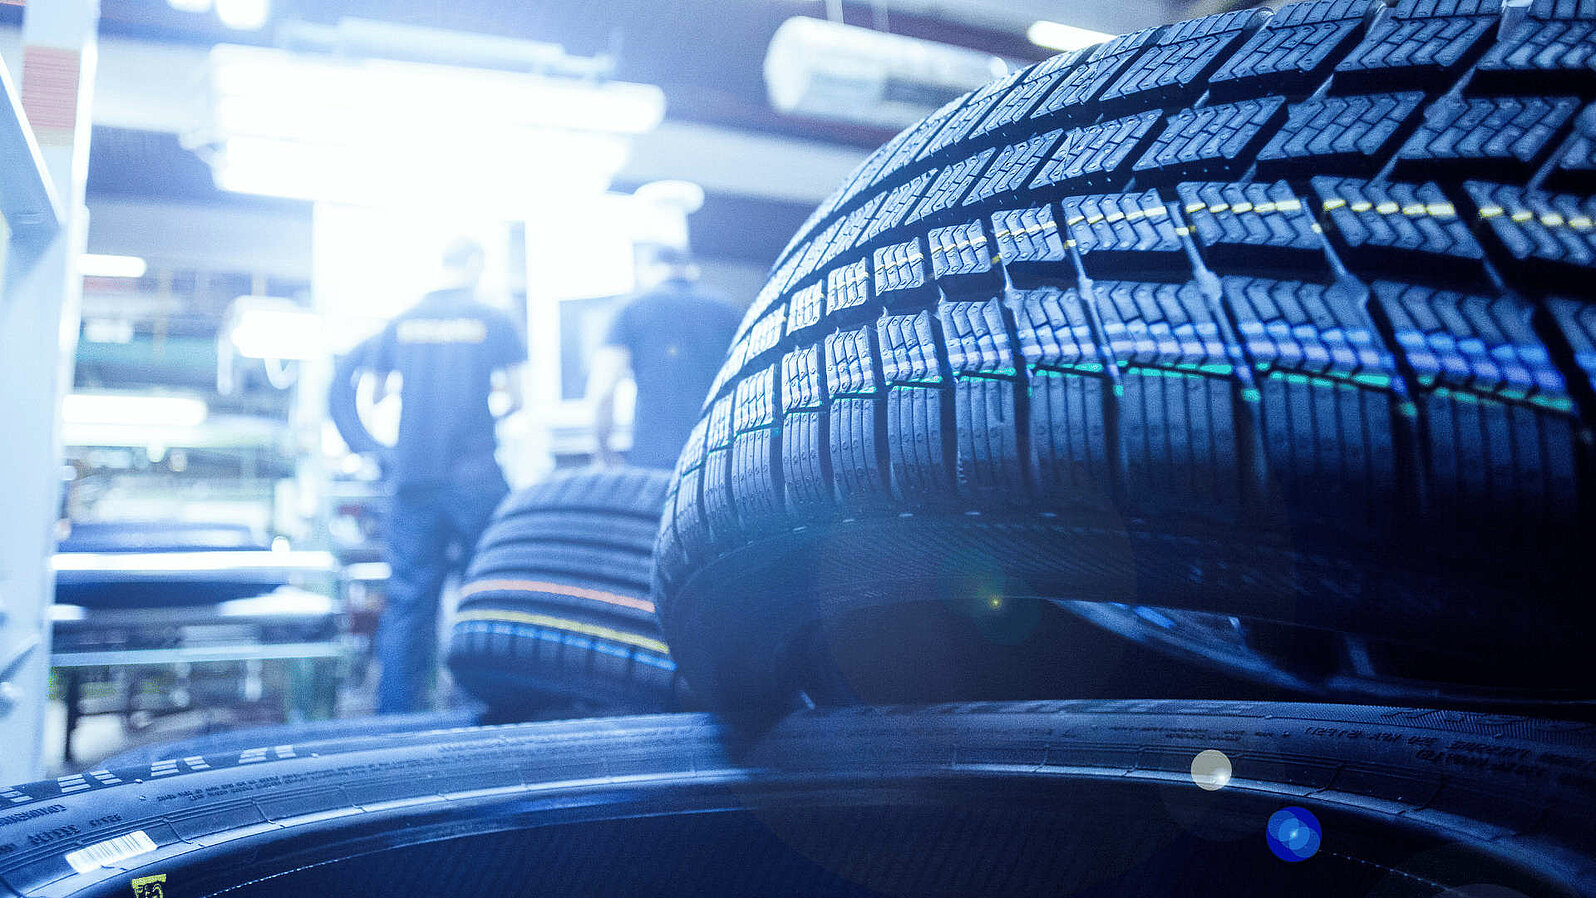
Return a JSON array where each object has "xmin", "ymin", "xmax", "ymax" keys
[
  {"xmin": 1027, "ymin": 20, "xmax": 1113, "ymax": 53},
  {"xmin": 79, "ymin": 254, "xmax": 147, "ymax": 279},
  {"xmin": 215, "ymin": 0, "xmax": 269, "ymax": 31}
]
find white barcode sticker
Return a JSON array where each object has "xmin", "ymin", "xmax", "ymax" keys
[{"xmin": 64, "ymin": 830, "xmax": 157, "ymax": 873}]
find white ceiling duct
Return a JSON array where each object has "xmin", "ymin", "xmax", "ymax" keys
[{"xmin": 764, "ymin": 17, "xmax": 1010, "ymax": 129}]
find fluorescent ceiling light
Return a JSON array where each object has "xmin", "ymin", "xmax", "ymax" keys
[
  {"xmin": 216, "ymin": 0, "xmax": 269, "ymax": 30},
  {"xmin": 52, "ymin": 550, "xmax": 338, "ymax": 574},
  {"xmin": 229, "ymin": 300, "xmax": 325, "ymax": 359},
  {"xmin": 61, "ymin": 393, "xmax": 208, "ymax": 428},
  {"xmin": 191, "ymin": 45, "xmax": 664, "ymax": 207},
  {"xmin": 79, "ymin": 254, "xmax": 147, "ymax": 278},
  {"xmin": 1027, "ymin": 20, "xmax": 1113, "ymax": 53},
  {"xmin": 166, "ymin": 0, "xmax": 213, "ymax": 12}
]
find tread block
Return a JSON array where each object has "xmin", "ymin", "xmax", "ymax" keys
[
  {"xmin": 708, "ymin": 336, "xmax": 749, "ymax": 406},
  {"xmin": 1132, "ymin": 96, "xmax": 1288, "ymax": 182},
  {"xmin": 970, "ymin": 49, "xmax": 1089, "ymax": 140},
  {"xmin": 928, "ymin": 220, "xmax": 1002, "ymax": 294},
  {"xmin": 787, "ymin": 216, "xmax": 848, "ymax": 293},
  {"xmin": 877, "ymin": 309, "xmax": 946, "ymax": 387},
  {"xmin": 1374, "ymin": 281, "xmax": 1580, "ymax": 537},
  {"xmin": 1030, "ymin": 111, "xmax": 1164, "ymax": 193},
  {"xmin": 733, "ymin": 362, "xmax": 779, "ymax": 433},
  {"xmin": 1210, "ymin": 0, "xmax": 1376, "ymax": 98},
  {"xmin": 730, "ymin": 426, "xmax": 782, "ymax": 531},
  {"xmin": 781, "ymin": 409, "xmax": 830, "ymax": 515},
  {"xmin": 1548, "ymin": 296, "xmax": 1596, "ymax": 393},
  {"xmin": 815, "ymin": 194, "xmax": 887, "ymax": 273},
  {"xmin": 1011, "ymin": 288, "xmax": 1114, "ymax": 506},
  {"xmin": 1179, "ymin": 181, "xmax": 1330, "ymax": 275},
  {"xmin": 940, "ymin": 297, "xmax": 1018, "ymax": 378},
  {"xmin": 781, "ymin": 343, "xmax": 827, "ymax": 413},
  {"xmin": 1313, "ymin": 177, "xmax": 1487, "ymax": 286},
  {"xmin": 826, "ymin": 325, "xmax": 883, "ymax": 398},
  {"xmin": 942, "ymin": 298, "xmax": 1027, "ymax": 502},
  {"xmin": 781, "ymin": 346, "xmax": 831, "ymax": 514},
  {"xmin": 1473, "ymin": 0, "xmax": 1596, "ymax": 95},
  {"xmin": 858, "ymin": 169, "xmax": 938, "ymax": 246},
  {"xmin": 1062, "ymin": 190, "xmax": 1187, "ymax": 279},
  {"xmin": 1031, "ymin": 26, "xmax": 1166, "ymax": 121},
  {"xmin": 1091, "ymin": 280, "xmax": 1244, "ymax": 516},
  {"xmin": 666, "ymin": 419, "xmax": 711, "ymax": 561},
  {"xmin": 1333, "ymin": 0, "xmax": 1497, "ymax": 91},
  {"xmin": 991, "ymin": 205, "xmax": 1071, "ymax": 286},
  {"xmin": 920, "ymin": 68, "xmax": 1026, "ymax": 160},
  {"xmin": 1223, "ymin": 276, "xmax": 1401, "ymax": 530},
  {"xmin": 1395, "ymin": 96, "xmax": 1580, "ymax": 178},
  {"xmin": 1256, "ymin": 92, "xmax": 1426, "ymax": 178},
  {"xmin": 701, "ymin": 394, "xmax": 738, "ymax": 544},
  {"xmin": 825, "ymin": 327, "xmax": 888, "ymax": 503},
  {"xmin": 877, "ymin": 98, "xmax": 966, "ymax": 183},
  {"xmin": 730, "ymin": 365, "xmax": 782, "ymax": 530},
  {"xmin": 907, "ymin": 149, "xmax": 997, "ymax": 224},
  {"xmin": 878, "ymin": 311, "xmax": 952, "ymax": 502},
  {"xmin": 745, "ymin": 305, "xmax": 787, "ymax": 363},
  {"xmin": 964, "ymin": 128, "xmax": 1066, "ymax": 207},
  {"xmin": 873, "ymin": 238, "xmax": 932, "ymax": 305},
  {"xmin": 1465, "ymin": 181, "xmax": 1596, "ymax": 288},
  {"xmin": 1102, "ymin": 9, "xmax": 1270, "ymax": 109},
  {"xmin": 830, "ymin": 397, "xmax": 887, "ymax": 504},
  {"xmin": 826, "ymin": 258, "xmax": 873, "ymax": 318},
  {"xmin": 786, "ymin": 282, "xmax": 825, "ymax": 336},
  {"xmin": 1549, "ymin": 105, "xmax": 1596, "ymax": 191}
]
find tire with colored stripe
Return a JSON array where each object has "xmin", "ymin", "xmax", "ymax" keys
[
  {"xmin": 447, "ymin": 467, "xmax": 680, "ymax": 716},
  {"xmin": 656, "ymin": 0, "xmax": 1596, "ymax": 717}
]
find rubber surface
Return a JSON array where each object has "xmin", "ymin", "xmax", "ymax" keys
[
  {"xmin": 446, "ymin": 467, "xmax": 683, "ymax": 715},
  {"xmin": 656, "ymin": 0, "xmax": 1596, "ymax": 713},
  {"xmin": 0, "ymin": 702, "xmax": 1591, "ymax": 897}
]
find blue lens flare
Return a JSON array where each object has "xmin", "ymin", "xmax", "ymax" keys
[{"xmin": 1266, "ymin": 807, "xmax": 1322, "ymax": 862}]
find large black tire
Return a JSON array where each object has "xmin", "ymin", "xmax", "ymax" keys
[
  {"xmin": 655, "ymin": 0, "xmax": 1596, "ymax": 715},
  {"xmin": 2, "ymin": 702, "xmax": 1593, "ymax": 897},
  {"xmin": 446, "ymin": 468, "xmax": 682, "ymax": 716}
]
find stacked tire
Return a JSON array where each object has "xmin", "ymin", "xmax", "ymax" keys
[
  {"xmin": 652, "ymin": 0, "xmax": 1596, "ymax": 715},
  {"xmin": 447, "ymin": 467, "xmax": 682, "ymax": 717}
]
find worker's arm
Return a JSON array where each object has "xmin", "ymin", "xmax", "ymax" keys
[
  {"xmin": 586, "ymin": 344, "xmax": 632, "ymax": 466},
  {"xmin": 492, "ymin": 363, "xmax": 526, "ymax": 418}
]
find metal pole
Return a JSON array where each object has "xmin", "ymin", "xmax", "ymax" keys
[{"xmin": 0, "ymin": 0, "xmax": 99, "ymax": 784}]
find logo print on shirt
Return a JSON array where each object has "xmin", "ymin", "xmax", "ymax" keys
[{"xmin": 396, "ymin": 318, "xmax": 487, "ymax": 344}]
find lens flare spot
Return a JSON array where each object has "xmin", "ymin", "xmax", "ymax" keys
[
  {"xmin": 1190, "ymin": 749, "xmax": 1232, "ymax": 791},
  {"xmin": 1266, "ymin": 807, "xmax": 1322, "ymax": 862}
]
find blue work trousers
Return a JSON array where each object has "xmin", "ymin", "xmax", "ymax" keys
[{"xmin": 376, "ymin": 465, "xmax": 508, "ymax": 713}]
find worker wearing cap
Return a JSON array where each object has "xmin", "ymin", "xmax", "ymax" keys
[
  {"xmin": 358, "ymin": 238, "xmax": 527, "ymax": 713},
  {"xmin": 588, "ymin": 246, "xmax": 740, "ymax": 469}
]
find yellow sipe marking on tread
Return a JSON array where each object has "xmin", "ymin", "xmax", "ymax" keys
[
  {"xmin": 1276, "ymin": 199, "xmax": 1303, "ymax": 212},
  {"xmin": 1321, "ymin": 198, "xmax": 1347, "ymax": 211},
  {"xmin": 1376, "ymin": 201, "xmax": 1400, "ymax": 215},
  {"xmin": 1064, "ymin": 238, "xmax": 1078, "ymax": 248},
  {"xmin": 1426, "ymin": 203, "xmax": 1455, "ymax": 217},
  {"xmin": 455, "ymin": 608, "xmax": 671, "ymax": 655},
  {"xmin": 1231, "ymin": 201, "xmax": 1254, "ymax": 214},
  {"xmin": 1351, "ymin": 201, "xmax": 1373, "ymax": 213},
  {"xmin": 1310, "ymin": 223, "xmax": 1323, "ymax": 233},
  {"xmin": 1086, "ymin": 214, "xmax": 1106, "ymax": 224},
  {"xmin": 1185, "ymin": 202, "xmax": 1206, "ymax": 213},
  {"xmin": 1066, "ymin": 215, "xmax": 1087, "ymax": 226},
  {"xmin": 1207, "ymin": 203, "xmax": 1230, "ymax": 214},
  {"xmin": 1570, "ymin": 216, "xmax": 1593, "ymax": 230},
  {"xmin": 460, "ymin": 578, "xmax": 657, "ymax": 613},
  {"xmin": 1401, "ymin": 203, "xmax": 1427, "ymax": 216},
  {"xmin": 1512, "ymin": 210, "xmax": 1534, "ymax": 223},
  {"xmin": 1174, "ymin": 226, "xmax": 1191, "ymax": 236},
  {"xmin": 1478, "ymin": 205, "xmax": 1504, "ymax": 218},
  {"xmin": 1105, "ymin": 212, "xmax": 1126, "ymax": 223},
  {"xmin": 1253, "ymin": 201, "xmax": 1276, "ymax": 214},
  {"xmin": 1541, "ymin": 213, "xmax": 1566, "ymax": 227},
  {"xmin": 1144, "ymin": 205, "xmax": 1168, "ymax": 218}
]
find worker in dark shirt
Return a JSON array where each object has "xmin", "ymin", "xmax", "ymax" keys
[
  {"xmin": 588, "ymin": 246, "xmax": 740, "ymax": 469},
  {"xmin": 362, "ymin": 238, "xmax": 527, "ymax": 713}
]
